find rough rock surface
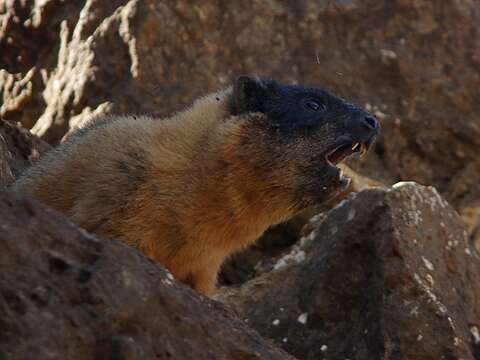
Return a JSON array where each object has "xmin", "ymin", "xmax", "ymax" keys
[
  {"xmin": 1, "ymin": 0, "xmax": 478, "ymax": 244},
  {"xmin": 0, "ymin": 121, "xmax": 50, "ymax": 187},
  {"xmin": 216, "ymin": 183, "xmax": 480, "ymax": 360},
  {"xmin": 0, "ymin": 191, "xmax": 294, "ymax": 360}
]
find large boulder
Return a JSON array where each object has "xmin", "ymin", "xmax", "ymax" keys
[
  {"xmin": 0, "ymin": 191, "xmax": 294, "ymax": 360},
  {"xmin": 216, "ymin": 183, "xmax": 480, "ymax": 360}
]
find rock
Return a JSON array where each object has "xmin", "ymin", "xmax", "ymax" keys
[
  {"xmin": 445, "ymin": 161, "xmax": 480, "ymax": 253},
  {"xmin": 0, "ymin": 121, "xmax": 51, "ymax": 187},
  {"xmin": 215, "ymin": 183, "xmax": 480, "ymax": 360},
  {"xmin": 0, "ymin": 0, "xmax": 88, "ymax": 129},
  {"xmin": 0, "ymin": 191, "xmax": 294, "ymax": 360}
]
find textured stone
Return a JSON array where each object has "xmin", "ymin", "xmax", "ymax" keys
[
  {"xmin": 0, "ymin": 121, "xmax": 50, "ymax": 187},
  {"xmin": 0, "ymin": 191, "xmax": 294, "ymax": 360},
  {"xmin": 216, "ymin": 183, "xmax": 480, "ymax": 360}
]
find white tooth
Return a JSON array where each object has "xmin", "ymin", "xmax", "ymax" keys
[
  {"xmin": 360, "ymin": 143, "xmax": 367, "ymax": 158},
  {"xmin": 352, "ymin": 142, "xmax": 360, "ymax": 151}
]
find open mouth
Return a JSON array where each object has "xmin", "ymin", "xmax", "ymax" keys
[
  {"xmin": 324, "ymin": 140, "xmax": 371, "ymax": 190},
  {"xmin": 326, "ymin": 141, "xmax": 367, "ymax": 166}
]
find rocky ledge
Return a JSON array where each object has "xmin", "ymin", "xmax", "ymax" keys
[
  {"xmin": 216, "ymin": 183, "xmax": 480, "ymax": 360},
  {"xmin": 0, "ymin": 190, "xmax": 293, "ymax": 360}
]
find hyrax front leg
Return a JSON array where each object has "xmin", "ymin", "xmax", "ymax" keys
[
  {"xmin": 188, "ymin": 263, "xmax": 221, "ymax": 295},
  {"xmin": 165, "ymin": 247, "xmax": 222, "ymax": 295}
]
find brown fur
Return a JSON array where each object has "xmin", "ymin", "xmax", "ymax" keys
[
  {"xmin": 13, "ymin": 75, "xmax": 379, "ymax": 295},
  {"xmin": 12, "ymin": 89, "xmax": 301, "ymax": 294}
]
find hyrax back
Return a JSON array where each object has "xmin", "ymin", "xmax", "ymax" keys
[{"xmin": 12, "ymin": 76, "xmax": 379, "ymax": 294}]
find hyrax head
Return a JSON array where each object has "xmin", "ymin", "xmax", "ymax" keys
[{"xmin": 229, "ymin": 75, "xmax": 380, "ymax": 209}]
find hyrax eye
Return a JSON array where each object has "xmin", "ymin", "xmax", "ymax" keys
[{"xmin": 304, "ymin": 99, "xmax": 326, "ymax": 111}]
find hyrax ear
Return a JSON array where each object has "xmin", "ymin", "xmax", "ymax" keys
[{"xmin": 231, "ymin": 75, "xmax": 268, "ymax": 115}]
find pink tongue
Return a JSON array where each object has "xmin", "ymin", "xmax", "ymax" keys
[{"xmin": 328, "ymin": 144, "xmax": 355, "ymax": 165}]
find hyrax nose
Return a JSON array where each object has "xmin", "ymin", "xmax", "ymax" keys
[
  {"xmin": 363, "ymin": 115, "xmax": 379, "ymax": 131},
  {"xmin": 346, "ymin": 113, "xmax": 380, "ymax": 142}
]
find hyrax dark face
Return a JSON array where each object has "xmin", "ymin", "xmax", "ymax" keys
[{"xmin": 230, "ymin": 75, "xmax": 380, "ymax": 208}]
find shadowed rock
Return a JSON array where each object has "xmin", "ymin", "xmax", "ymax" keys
[
  {"xmin": 0, "ymin": 191, "xmax": 294, "ymax": 360},
  {"xmin": 0, "ymin": 121, "xmax": 50, "ymax": 187},
  {"xmin": 216, "ymin": 183, "xmax": 480, "ymax": 360}
]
